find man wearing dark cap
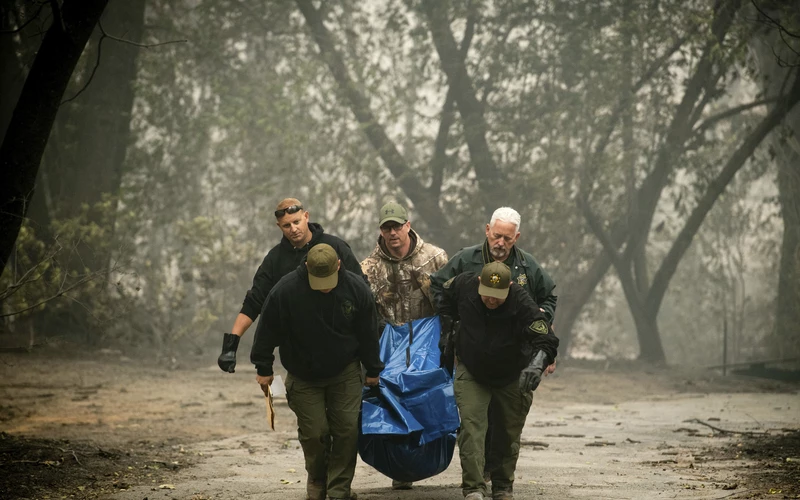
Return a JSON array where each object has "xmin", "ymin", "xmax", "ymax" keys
[
  {"xmin": 360, "ymin": 204, "xmax": 448, "ymax": 489},
  {"xmin": 251, "ymin": 243, "xmax": 384, "ymax": 500},
  {"xmin": 361, "ymin": 201, "xmax": 448, "ymax": 332},
  {"xmin": 438, "ymin": 262, "xmax": 558, "ymax": 500},
  {"xmin": 430, "ymin": 206, "xmax": 557, "ymax": 486},
  {"xmin": 217, "ymin": 198, "xmax": 366, "ymax": 374}
]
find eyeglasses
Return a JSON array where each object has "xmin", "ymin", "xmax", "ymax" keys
[
  {"xmin": 274, "ymin": 205, "xmax": 303, "ymax": 218},
  {"xmin": 380, "ymin": 222, "xmax": 406, "ymax": 233}
]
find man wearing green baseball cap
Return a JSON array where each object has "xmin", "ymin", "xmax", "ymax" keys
[
  {"xmin": 251, "ymin": 243, "xmax": 384, "ymax": 500},
  {"xmin": 360, "ymin": 201, "xmax": 448, "ymax": 490},
  {"xmin": 438, "ymin": 262, "xmax": 558, "ymax": 500},
  {"xmin": 430, "ymin": 206, "xmax": 557, "ymax": 491},
  {"xmin": 361, "ymin": 200, "xmax": 448, "ymax": 330}
]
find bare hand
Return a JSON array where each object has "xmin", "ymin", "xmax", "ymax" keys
[
  {"xmin": 364, "ymin": 376, "xmax": 379, "ymax": 387},
  {"xmin": 256, "ymin": 375, "xmax": 274, "ymax": 396},
  {"xmin": 545, "ymin": 359, "xmax": 556, "ymax": 376}
]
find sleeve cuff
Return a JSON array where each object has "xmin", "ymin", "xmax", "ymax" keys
[
  {"xmin": 239, "ymin": 304, "xmax": 259, "ymax": 322},
  {"xmin": 256, "ymin": 365, "xmax": 274, "ymax": 377}
]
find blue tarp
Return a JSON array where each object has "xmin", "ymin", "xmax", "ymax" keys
[{"xmin": 358, "ymin": 315, "xmax": 460, "ymax": 482}]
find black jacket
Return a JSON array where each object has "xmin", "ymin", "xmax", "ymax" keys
[
  {"xmin": 240, "ymin": 222, "xmax": 365, "ymax": 320},
  {"xmin": 250, "ymin": 265, "xmax": 384, "ymax": 381},
  {"xmin": 438, "ymin": 272, "xmax": 558, "ymax": 386}
]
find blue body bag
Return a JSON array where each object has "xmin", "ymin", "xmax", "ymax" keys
[{"xmin": 358, "ymin": 316, "xmax": 460, "ymax": 482}]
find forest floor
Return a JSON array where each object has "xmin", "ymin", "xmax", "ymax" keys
[{"xmin": 1, "ymin": 343, "xmax": 799, "ymax": 500}]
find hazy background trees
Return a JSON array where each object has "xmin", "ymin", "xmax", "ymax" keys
[{"xmin": 1, "ymin": 0, "xmax": 797, "ymax": 365}]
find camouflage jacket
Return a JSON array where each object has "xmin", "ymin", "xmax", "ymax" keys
[{"xmin": 360, "ymin": 230, "xmax": 448, "ymax": 326}]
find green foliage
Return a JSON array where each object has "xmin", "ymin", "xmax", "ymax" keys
[
  {"xmin": 14, "ymin": 0, "xmax": 783, "ymax": 360},
  {"xmin": 0, "ymin": 198, "xmax": 126, "ymax": 338}
]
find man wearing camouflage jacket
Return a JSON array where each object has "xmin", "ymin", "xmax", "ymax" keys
[{"xmin": 360, "ymin": 201, "xmax": 448, "ymax": 489}]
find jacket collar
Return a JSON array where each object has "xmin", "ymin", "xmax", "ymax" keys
[
  {"xmin": 480, "ymin": 239, "xmax": 523, "ymax": 266},
  {"xmin": 376, "ymin": 229, "xmax": 420, "ymax": 261},
  {"xmin": 280, "ymin": 222, "xmax": 324, "ymax": 251}
]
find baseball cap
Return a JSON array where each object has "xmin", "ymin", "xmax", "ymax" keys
[
  {"xmin": 478, "ymin": 262, "xmax": 511, "ymax": 299},
  {"xmin": 379, "ymin": 202, "xmax": 408, "ymax": 226},
  {"xmin": 307, "ymin": 244, "xmax": 339, "ymax": 290}
]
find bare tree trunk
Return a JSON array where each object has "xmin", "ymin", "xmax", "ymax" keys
[
  {"xmin": 646, "ymin": 72, "xmax": 800, "ymax": 317},
  {"xmin": 65, "ymin": 0, "xmax": 146, "ymax": 223},
  {"xmin": 294, "ymin": 0, "xmax": 450, "ymax": 239},
  {"xmin": 775, "ymin": 137, "xmax": 800, "ymax": 356},
  {"xmin": 577, "ymin": 0, "xmax": 743, "ymax": 363},
  {"xmin": 0, "ymin": 1, "xmax": 30, "ymax": 140},
  {"xmin": 421, "ymin": 0, "xmax": 505, "ymax": 216},
  {"xmin": 0, "ymin": 0, "xmax": 109, "ymax": 278}
]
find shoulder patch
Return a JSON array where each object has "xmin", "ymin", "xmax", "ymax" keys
[
  {"xmin": 529, "ymin": 319, "xmax": 548, "ymax": 335},
  {"xmin": 443, "ymin": 277, "xmax": 456, "ymax": 289}
]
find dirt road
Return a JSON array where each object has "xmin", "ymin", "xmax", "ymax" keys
[{"xmin": 1, "ymin": 348, "xmax": 798, "ymax": 499}]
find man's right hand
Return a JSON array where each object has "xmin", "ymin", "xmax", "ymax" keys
[
  {"xmin": 256, "ymin": 374, "xmax": 274, "ymax": 396},
  {"xmin": 217, "ymin": 333, "xmax": 240, "ymax": 373}
]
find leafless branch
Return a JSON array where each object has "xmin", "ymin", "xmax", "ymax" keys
[
  {"xmin": 684, "ymin": 418, "xmax": 768, "ymax": 435},
  {"xmin": 1, "ymin": 272, "xmax": 97, "ymax": 318},
  {"xmin": 1, "ymin": 232, "xmax": 128, "ymax": 319},
  {"xmin": 60, "ymin": 35, "xmax": 104, "ymax": 104},
  {"xmin": 751, "ymin": 0, "xmax": 800, "ymax": 67},
  {"xmin": 96, "ymin": 19, "xmax": 187, "ymax": 49},
  {"xmin": 692, "ymin": 97, "xmax": 778, "ymax": 134},
  {"xmin": 589, "ymin": 30, "xmax": 695, "ymax": 165},
  {"xmin": 0, "ymin": 1, "xmax": 46, "ymax": 34},
  {"xmin": 751, "ymin": 0, "xmax": 800, "ymax": 39},
  {"xmin": 61, "ymin": 20, "xmax": 187, "ymax": 104}
]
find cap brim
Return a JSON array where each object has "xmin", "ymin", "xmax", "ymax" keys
[
  {"xmin": 309, "ymin": 272, "xmax": 338, "ymax": 291},
  {"xmin": 478, "ymin": 283, "xmax": 509, "ymax": 299},
  {"xmin": 379, "ymin": 216, "xmax": 407, "ymax": 226}
]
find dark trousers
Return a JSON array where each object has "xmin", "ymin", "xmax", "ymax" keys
[
  {"xmin": 285, "ymin": 361, "xmax": 363, "ymax": 499},
  {"xmin": 454, "ymin": 362, "xmax": 533, "ymax": 497}
]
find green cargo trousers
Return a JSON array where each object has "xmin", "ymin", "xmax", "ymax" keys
[
  {"xmin": 285, "ymin": 361, "xmax": 363, "ymax": 499},
  {"xmin": 454, "ymin": 362, "xmax": 533, "ymax": 497}
]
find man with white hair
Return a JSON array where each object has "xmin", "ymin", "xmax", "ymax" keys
[
  {"xmin": 430, "ymin": 206, "xmax": 557, "ymax": 498},
  {"xmin": 431, "ymin": 207, "xmax": 556, "ymax": 320},
  {"xmin": 438, "ymin": 261, "xmax": 559, "ymax": 500}
]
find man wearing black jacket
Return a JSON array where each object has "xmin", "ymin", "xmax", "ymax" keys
[
  {"xmin": 438, "ymin": 262, "xmax": 558, "ymax": 500},
  {"xmin": 217, "ymin": 198, "xmax": 366, "ymax": 373},
  {"xmin": 251, "ymin": 244, "xmax": 383, "ymax": 500}
]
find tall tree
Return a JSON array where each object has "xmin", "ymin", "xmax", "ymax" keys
[
  {"xmin": 0, "ymin": 0, "xmax": 109, "ymax": 278},
  {"xmin": 750, "ymin": 0, "xmax": 800, "ymax": 357},
  {"xmin": 577, "ymin": 0, "xmax": 800, "ymax": 362}
]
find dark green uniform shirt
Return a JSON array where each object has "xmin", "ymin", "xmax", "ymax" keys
[{"xmin": 430, "ymin": 240, "xmax": 557, "ymax": 323}]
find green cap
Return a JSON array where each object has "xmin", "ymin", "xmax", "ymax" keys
[
  {"xmin": 478, "ymin": 261, "xmax": 511, "ymax": 299},
  {"xmin": 379, "ymin": 202, "xmax": 408, "ymax": 226},
  {"xmin": 307, "ymin": 244, "xmax": 339, "ymax": 290}
]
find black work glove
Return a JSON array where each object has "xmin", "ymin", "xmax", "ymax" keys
[
  {"xmin": 439, "ymin": 315, "xmax": 456, "ymax": 375},
  {"xmin": 519, "ymin": 350, "xmax": 548, "ymax": 392},
  {"xmin": 217, "ymin": 333, "xmax": 240, "ymax": 373}
]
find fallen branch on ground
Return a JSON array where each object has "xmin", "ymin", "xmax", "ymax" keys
[{"xmin": 683, "ymin": 418, "xmax": 768, "ymax": 436}]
